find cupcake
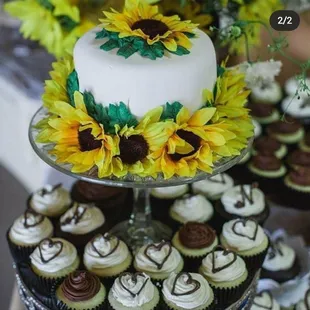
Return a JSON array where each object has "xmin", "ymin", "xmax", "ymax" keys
[
  {"xmin": 162, "ymin": 272, "xmax": 214, "ymax": 310},
  {"xmin": 83, "ymin": 233, "xmax": 132, "ymax": 280},
  {"xmin": 251, "ymin": 82, "xmax": 282, "ymax": 105},
  {"xmin": 252, "ymin": 136, "xmax": 287, "ymax": 159},
  {"xmin": 216, "ymin": 184, "xmax": 269, "ymax": 226},
  {"xmin": 169, "ymin": 194, "xmax": 214, "ymax": 228},
  {"xmin": 108, "ymin": 272, "xmax": 160, "ymax": 310},
  {"xmin": 30, "ymin": 238, "xmax": 80, "ymax": 290},
  {"xmin": 261, "ymin": 240, "xmax": 300, "ymax": 283},
  {"xmin": 199, "ymin": 246, "xmax": 248, "ymax": 305},
  {"xmin": 192, "ymin": 173, "xmax": 234, "ymax": 201},
  {"xmin": 250, "ymin": 291, "xmax": 281, "ymax": 310},
  {"xmin": 172, "ymin": 222, "xmax": 218, "ymax": 271},
  {"xmin": 285, "ymin": 76, "xmax": 310, "ymax": 98},
  {"xmin": 253, "ymin": 119, "xmax": 262, "ymax": 138},
  {"xmin": 266, "ymin": 117, "xmax": 304, "ymax": 144},
  {"xmin": 288, "ymin": 150, "xmax": 310, "ymax": 168},
  {"xmin": 295, "ymin": 289, "xmax": 310, "ymax": 310},
  {"xmin": 134, "ymin": 240, "xmax": 184, "ymax": 281},
  {"xmin": 281, "ymin": 96, "xmax": 310, "ymax": 123},
  {"xmin": 55, "ymin": 270, "xmax": 106, "ymax": 310},
  {"xmin": 284, "ymin": 166, "xmax": 310, "ymax": 193},
  {"xmin": 220, "ymin": 218, "xmax": 269, "ymax": 272},
  {"xmin": 58, "ymin": 202, "xmax": 105, "ymax": 250},
  {"xmin": 8, "ymin": 209, "xmax": 54, "ymax": 261},
  {"xmin": 248, "ymin": 102, "xmax": 280, "ymax": 124},
  {"xmin": 299, "ymin": 132, "xmax": 310, "ymax": 153},
  {"xmin": 248, "ymin": 154, "xmax": 286, "ymax": 179},
  {"xmin": 28, "ymin": 184, "xmax": 71, "ymax": 218}
]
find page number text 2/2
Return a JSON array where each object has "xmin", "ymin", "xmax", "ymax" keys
[{"xmin": 270, "ymin": 10, "xmax": 300, "ymax": 31}]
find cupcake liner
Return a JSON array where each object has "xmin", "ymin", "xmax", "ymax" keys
[
  {"xmin": 151, "ymin": 196, "xmax": 179, "ymax": 227},
  {"xmin": 56, "ymin": 299, "xmax": 106, "ymax": 310},
  {"xmin": 164, "ymin": 297, "xmax": 215, "ymax": 310}
]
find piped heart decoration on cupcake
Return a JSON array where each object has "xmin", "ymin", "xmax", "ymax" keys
[
  {"xmin": 38, "ymin": 238, "xmax": 63, "ymax": 263},
  {"xmin": 91, "ymin": 233, "xmax": 120, "ymax": 258},
  {"xmin": 171, "ymin": 272, "xmax": 201, "ymax": 296},
  {"xmin": 23, "ymin": 209, "xmax": 44, "ymax": 228},
  {"xmin": 61, "ymin": 203, "xmax": 87, "ymax": 226},
  {"xmin": 144, "ymin": 240, "xmax": 172, "ymax": 270},
  {"xmin": 119, "ymin": 272, "xmax": 149, "ymax": 298},
  {"xmin": 211, "ymin": 245, "xmax": 237, "ymax": 273},
  {"xmin": 232, "ymin": 219, "xmax": 258, "ymax": 241},
  {"xmin": 253, "ymin": 291, "xmax": 273, "ymax": 310}
]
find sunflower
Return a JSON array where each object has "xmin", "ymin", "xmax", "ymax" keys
[
  {"xmin": 4, "ymin": 0, "xmax": 94, "ymax": 58},
  {"xmin": 99, "ymin": 0, "xmax": 197, "ymax": 52},
  {"xmin": 36, "ymin": 92, "xmax": 118, "ymax": 175}
]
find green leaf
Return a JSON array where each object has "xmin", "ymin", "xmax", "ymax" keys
[
  {"xmin": 58, "ymin": 15, "xmax": 79, "ymax": 32},
  {"xmin": 117, "ymin": 43, "xmax": 138, "ymax": 59},
  {"xmin": 96, "ymin": 29, "xmax": 109, "ymax": 39},
  {"xmin": 100, "ymin": 39, "xmax": 119, "ymax": 51},
  {"xmin": 83, "ymin": 92, "xmax": 96, "ymax": 115},
  {"xmin": 184, "ymin": 32, "xmax": 196, "ymax": 38},
  {"xmin": 170, "ymin": 46, "xmax": 190, "ymax": 56},
  {"xmin": 161, "ymin": 102, "xmax": 183, "ymax": 121},
  {"xmin": 217, "ymin": 65, "xmax": 226, "ymax": 77},
  {"xmin": 66, "ymin": 70, "xmax": 79, "ymax": 107}
]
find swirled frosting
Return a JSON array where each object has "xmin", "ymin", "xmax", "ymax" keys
[
  {"xmin": 171, "ymin": 194, "xmax": 214, "ymax": 223},
  {"xmin": 151, "ymin": 185, "xmax": 188, "ymax": 199},
  {"xmin": 111, "ymin": 272, "xmax": 155, "ymax": 307},
  {"xmin": 162, "ymin": 272, "xmax": 213, "ymax": 310},
  {"xmin": 251, "ymin": 82, "xmax": 282, "ymax": 104},
  {"xmin": 192, "ymin": 174, "xmax": 234, "ymax": 200},
  {"xmin": 296, "ymin": 290, "xmax": 310, "ymax": 310},
  {"xmin": 61, "ymin": 271, "xmax": 101, "ymax": 302},
  {"xmin": 263, "ymin": 241, "xmax": 296, "ymax": 272},
  {"xmin": 84, "ymin": 233, "xmax": 129, "ymax": 269},
  {"xmin": 135, "ymin": 242, "xmax": 182, "ymax": 273},
  {"xmin": 282, "ymin": 96, "xmax": 310, "ymax": 118},
  {"xmin": 200, "ymin": 250, "xmax": 246, "ymax": 282},
  {"xmin": 30, "ymin": 238, "xmax": 77, "ymax": 273},
  {"xmin": 222, "ymin": 219, "xmax": 267, "ymax": 251},
  {"xmin": 29, "ymin": 184, "xmax": 71, "ymax": 217},
  {"xmin": 221, "ymin": 185, "xmax": 265, "ymax": 217},
  {"xmin": 251, "ymin": 291, "xmax": 281, "ymax": 310},
  {"xmin": 253, "ymin": 120, "xmax": 262, "ymax": 138},
  {"xmin": 179, "ymin": 222, "xmax": 216, "ymax": 249},
  {"xmin": 9, "ymin": 211, "xmax": 53, "ymax": 245},
  {"xmin": 60, "ymin": 203, "xmax": 105, "ymax": 235},
  {"xmin": 285, "ymin": 77, "xmax": 310, "ymax": 98}
]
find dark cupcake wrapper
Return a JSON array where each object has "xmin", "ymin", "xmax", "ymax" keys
[{"xmin": 163, "ymin": 298, "xmax": 215, "ymax": 310}]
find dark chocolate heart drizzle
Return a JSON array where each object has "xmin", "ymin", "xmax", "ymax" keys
[
  {"xmin": 40, "ymin": 183, "xmax": 62, "ymax": 197},
  {"xmin": 234, "ymin": 183, "xmax": 259, "ymax": 208},
  {"xmin": 267, "ymin": 239, "xmax": 284, "ymax": 260},
  {"xmin": 90, "ymin": 233, "xmax": 120, "ymax": 258},
  {"xmin": 38, "ymin": 238, "xmax": 63, "ymax": 263},
  {"xmin": 253, "ymin": 291, "xmax": 273, "ymax": 310},
  {"xmin": 61, "ymin": 203, "xmax": 87, "ymax": 226},
  {"xmin": 232, "ymin": 218, "xmax": 259, "ymax": 241},
  {"xmin": 171, "ymin": 272, "xmax": 201, "ymax": 296},
  {"xmin": 144, "ymin": 240, "xmax": 172, "ymax": 270},
  {"xmin": 211, "ymin": 245, "xmax": 237, "ymax": 273},
  {"xmin": 119, "ymin": 272, "xmax": 149, "ymax": 298},
  {"xmin": 23, "ymin": 209, "xmax": 44, "ymax": 228}
]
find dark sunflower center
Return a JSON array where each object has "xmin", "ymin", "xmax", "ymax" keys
[
  {"xmin": 170, "ymin": 129, "xmax": 201, "ymax": 162},
  {"xmin": 119, "ymin": 135, "xmax": 149, "ymax": 164},
  {"xmin": 78, "ymin": 128, "xmax": 102, "ymax": 152},
  {"xmin": 131, "ymin": 19, "xmax": 169, "ymax": 39}
]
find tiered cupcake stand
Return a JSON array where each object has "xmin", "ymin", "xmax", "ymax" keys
[{"xmin": 12, "ymin": 107, "xmax": 258, "ymax": 310}]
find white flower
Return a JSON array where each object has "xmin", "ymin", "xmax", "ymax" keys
[{"xmin": 238, "ymin": 60, "xmax": 282, "ymax": 89}]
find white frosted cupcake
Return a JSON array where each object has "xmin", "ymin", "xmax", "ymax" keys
[
  {"xmin": 151, "ymin": 185, "xmax": 189, "ymax": 200},
  {"xmin": 285, "ymin": 76, "xmax": 310, "ymax": 98},
  {"xmin": 162, "ymin": 272, "xmax": 214, "ymax": 310},
  {"xmin": 281, "ymin": 96, "xmax": 310, "ymax": 120},
  {"xmin": 250, "ymin": 291, "xmax": 280, "ymax": 310},
  {"xmin": 134, "ymin": 241, "xmax": 184, "ymax": 280},
  {"xmin": 295, "ymin": 289, "xmax": 310, "ymax": 310},
  {"xmin": 84, "ymin": 233, "xmax": 132, "ymax": 279},
  {"xmin": 108, "ymin": 272, "xmax": 160, "ymax": 310},
  {"xmin": 251, "ymin": 82, "xmax": 282, "ymax": 105},
  {"xmin": 192, "ymin": 173, "xmax": 234, "ymax": 201},
  {"xmin": 29, "ymin": 184, "xmax": 71, "ymax": 218},
  {"xmin": 8, "ymin": 210, "xmax": 54, "ymax": 261},
  {"xmin": 169, "ymin": 194, "xmax": 214, "ymax": 225}
]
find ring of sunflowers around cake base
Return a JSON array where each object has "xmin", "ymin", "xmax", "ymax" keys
[{"xmin": 36, "ymin": 56, "xmax": 253, "ymax": 180}]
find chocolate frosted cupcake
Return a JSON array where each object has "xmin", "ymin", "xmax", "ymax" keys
[
  {"xmin": 134, "ymin": 241, "xmax": 184, "ymax": 281},
  {"xmin": 83, "ymin": 233, "xmax": 132, "ymax": 281},
  {"xmin": 162, "ymin": 272, "xmax": 214, "ymax": 310},
  {"xmin": 172, "ymin": 222, "xmax": 218, "ymax": 271},
  {"xmin": 288, "ymin": 150, "xmax": 310, "ymax": 168},
  {"xmin": 29, "ymin": 184, "xmax": 71, "ymax": 218},
  {"xmin": 199, "ymin": 246, "xmax": 248, "ymax": 306},
  {"xmin": 261, "ymin": 240, "xmax": 300, "ymax": 283},
  {"xmin": 192, "ymin": 173, "xmax": 234, "ymax": 201},
  {"xmin": 216, "ymin": 184, "xmax": 269, "ymax": 227},
  {"xmin": 253, "ymin": 136, "xmax": 287, "ymax": 159},
  {"xmin": 251, "ymin": 82, "xmax": 282, "ymax": 105},
  {"xmin": 295, "ymin": 289, "xmax": 310, "ymax": 310},
  {"xmin": 248, "ymin": 102, "xmax": 280, "ymax": 124},
  {"xmin": 299, "ymin": 132, "xmax": 310, "ymax": 153},
  {"xmin": 8, "ymin": 210, "xmax": 54, "ymax": 261},
  {"xmin": 250, "ymin": 291, "xmax": 281, "ymax": 310},
  {"xmin": 267, "ymin": 117, "xmax": 304, "ymax": 144},
  {"xmin": 285, "ymin": 166, "xmax": 310, "ymax": 193},
  {"xmin": 55, "ymin": 270, "xmax": 106, "ymax": 310},
  {"xmin": 220, "ymin": 219, "xmax": 269, "ymax": 272},
  {"xmin": 58, "ymin": 203, "xmax": 105, "ymax": 251},
  {"xmin": 108, "ymin": 272, "xmax": 160, "ymax": 310}
]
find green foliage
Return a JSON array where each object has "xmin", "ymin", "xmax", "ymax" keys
[
  {"xmin": 217, "ymin": 65, "xmax": 226, "ymax": 77},
  {"xmin": 161, "ymin": 102, "xmax": 183, "ymax": 121},
  {"xmin": 170, "ymin": 46, "xmax": 190, "ymax": 56},
  {"xmin": 58, "ymin": 15, "xmax": 79, "ymax": 32},
  {"xmin": 66, "ymin": 70, "xmax": 79, "ymax": 107}
]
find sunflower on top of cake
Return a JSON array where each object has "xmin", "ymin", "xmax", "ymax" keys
[{"xmin": 35, "ymin": 0, "xmax": 253, "ymax": 180}]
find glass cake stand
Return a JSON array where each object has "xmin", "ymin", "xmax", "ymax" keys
[{"xmin": 29, "ymin": 107, "xmax": 253, "ymax": 249}]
